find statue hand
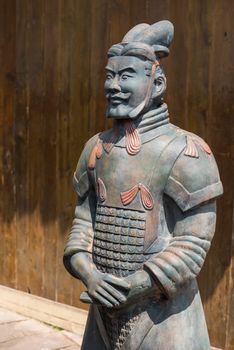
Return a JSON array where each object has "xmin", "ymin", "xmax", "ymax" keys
[
  {"xmin": 124, "ymin": 270, "xmax": 155, "ymax": 303},
  {"xmin": 70, "ymin": 253, "xmax": 130, "ymax": 308},
  {"xmin": 86, "ymin": 270, "xmax": 130, "ymax": 308}
]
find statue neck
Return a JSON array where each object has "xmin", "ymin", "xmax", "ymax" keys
[
  {"xmin": 115, "ymin": 102, "xmax": 169, "ymax": 135},
  {"xmin": 135, "ymin": 102, "xmax": 169, "ymax": 133},
  {"xmin": 102, "ymin": 103, "xmax": 170, "ymax": 155}
]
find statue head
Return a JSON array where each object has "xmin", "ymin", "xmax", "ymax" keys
[{"xmin": 104, "ymin": 21, "xmax": 174, "ymax": 119}]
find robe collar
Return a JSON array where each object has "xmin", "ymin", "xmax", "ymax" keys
[{"xmin": 102, "ymin": 103, "xmax": 170, "ymax": 155}]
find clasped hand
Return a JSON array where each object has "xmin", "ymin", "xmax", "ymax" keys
[{"xmin": 86, "ymin": 269, "xmax": 154, "ymax": 308}]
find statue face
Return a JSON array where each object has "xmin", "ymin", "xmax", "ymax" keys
[{"xmin": 104, "ymin": 56, "xmax": 150, "ymax": 119}]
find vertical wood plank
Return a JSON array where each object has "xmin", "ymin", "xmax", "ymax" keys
[
  {"xmin": 42, "ymin": 0, "xmax": 59, "ymax": 302},
  {"xmin": 26, "ymin": 0, "xmax": 45, "ymax": 296},
  {"xmin": 55, "ymin": 0, "xmax": 75, "ymax": 306},
  {"xmin": 68, "ymin": 0, "xmax": 93, "ymax": 309},
  {"xmin": 89, "ymin": 0, "xmax": 109, "ymax": 135},
  {"xmin": 226, "ymin": 240, "xmax": 234, "ymax": 350},
  {"xmin": 15, "ymin": 0, "xmax": 30, "ymax": 293},
  {"xmin": 165, "ymin": 0, "xmax": 189, "ymax": 129},
  {"xmin": 207, "ymin": 2, "xmax": 234, "ymax": 350},
  {"xmin": 0, "ymin": 0, "xmax": 16, "ymax": 288},
  {"xmin": 197, "ymin": 1, "xmax": 234, "ymax": 349}
]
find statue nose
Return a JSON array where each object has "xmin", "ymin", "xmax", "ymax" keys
[{"xmin": 109, "ymin": 77, "xmax": 121, "ymax": 92}]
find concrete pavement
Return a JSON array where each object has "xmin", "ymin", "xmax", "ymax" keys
[
  {"xmin": 0, "ymin": 307, "xmax": 82, "ymax": 349},
  {"xmin": 0, "ymin": 305, "xmax": 220, "ymax": 350}
]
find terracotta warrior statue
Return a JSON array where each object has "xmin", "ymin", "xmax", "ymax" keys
[{"xmin": 63, "ymin": 21, "xmax": 223, "ymax": 350}]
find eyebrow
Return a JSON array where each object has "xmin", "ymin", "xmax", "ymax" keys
[
  {"xmin": 105, "ymin": 66, "xmax": 136, "ymax": 74},
  {"xmin": 105, "ymin": 67, "xmax": 115, "ymax": 73}
]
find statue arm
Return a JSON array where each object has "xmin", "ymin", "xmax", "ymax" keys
[
  {"xmin": 63, "ymin": 190, "xmax": 96, "ymax": 279},
  {"xmin": 123, "ymin": 200, "xmax": 216, "ymax": 303},
  {"xmin": 143, "ymin": 138, "xmax": 223, "ymax": 298},
  {"xmin": 144, "ymin": 200, "xmax": 216, "ymax": 298},
  {"xmin": 63, "ymin": 138, "xmax": 130, "ymax": 307},
  {"xmin": 63, "ymin": 135, "xmax": 98, "ymax": 276},
  {"xmin": 63, "ymin": 191, "xmax": 130, "ymax": 307},
  {"xmin": 124, "ymin": 144, "xmax": 223, "ymax": 302},
  {"xmin": 64, "ymin": 193, "xmax": 131, "ymax": 307}
]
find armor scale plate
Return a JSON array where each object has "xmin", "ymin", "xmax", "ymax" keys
[{"xmin": 93, "ymin": 204, "xmax": 147, "ymax": 277}]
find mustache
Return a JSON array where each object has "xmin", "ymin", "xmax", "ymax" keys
[{"xmin": 105, "ymin": 92, "xmax": 131, "ymax": 100}]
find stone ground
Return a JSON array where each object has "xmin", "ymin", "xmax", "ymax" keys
[
  {"xmin": 0, "ymin": 307, "xmax": 82, "ymax": 350},
  {"xmin": 0, "ymin": 306, "xmax": 220, "ymax": 350}
]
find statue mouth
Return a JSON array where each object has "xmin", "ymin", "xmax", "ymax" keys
[
  {"xmin": 106, "ymin": 93, "xmax": 131, "ymax": 105},
  {"xmin": 110, "ymin": 98, "xmax": 125, "ymax": 105}
]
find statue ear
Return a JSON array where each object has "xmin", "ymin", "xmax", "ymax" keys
[{"xmin": 152, "ymin": 74, "xmax": 167, "ymax": 99}]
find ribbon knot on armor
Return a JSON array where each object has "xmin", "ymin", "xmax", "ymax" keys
[
  {"xmin": 120, "ymin": 183, "xmax": 154, "ymax": 210},
  {"xmin": 88, "ymin": 138, "xmax": 103, "ymax": 170},
  {"xmin": 124, "ymin": 120, "xmax": 141, "ymax": 155},
  {"xmin": 184, "ymin": 135, "xmax": 212, "ymax": 158}
]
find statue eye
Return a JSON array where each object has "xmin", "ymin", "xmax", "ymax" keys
[
  {"xmin": 106, "ymin": 74, "xmax": 113, "ymax": 80},
  {"xmin": 121, "ymin": 74, "xmax": 129, "ymax": 80}
]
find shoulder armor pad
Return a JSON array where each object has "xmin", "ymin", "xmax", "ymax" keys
[
  {"xmin": 73, "ymin": 133, "xmax": 99, "ymax": 197},
  {"xmin": 174, "ymin": 127, "xmax": 212, "ymax": 158},
  {"xmin": 165, "ymin": 130, "xmax": 223, "ymax": 211}
]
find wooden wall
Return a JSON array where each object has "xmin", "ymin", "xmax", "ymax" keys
[{"xmin": 0, "ymin": 1, "xmax": 233, "ymax": 349}]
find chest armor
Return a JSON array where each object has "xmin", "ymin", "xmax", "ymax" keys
[{"xmin": 90, "ymin": 130, "xmax": 182, "ymax": 276}]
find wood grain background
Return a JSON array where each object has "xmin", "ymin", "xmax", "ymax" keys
[{"xmin": 0, "ymin": 1, "xmax": 233, "ymax": 349}]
